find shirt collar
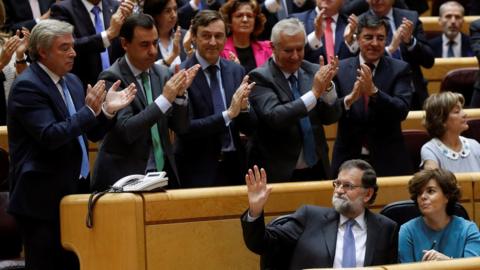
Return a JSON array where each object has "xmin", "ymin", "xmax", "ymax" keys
[
  {"xmin": 339, "ymin": 210, "xmax": 366, "ymax": 231},
  {"xmin": 37, "ymin": 62, "xmax": 61, "ymax": 84},
  {"xmin": 359, "ymin": 54, "xmax": 380, "ymax": 68},
  {"xmin": 195, "ymin": 51, "xmax": 220, "ymax": 71},
  {"xmin": 82, "ymin": 0, "xmax": 103, "ymax": 13},
  {"xmin": 442, "ymin": 33, "xmax": 461, "ymax": 46},
  {"xmin": 315, "ymin": 7, "xmax": 339, "ymax": 22},
  {"xmin": 125, "ymin": 55, "xmax": 148, "ymax": 78}
]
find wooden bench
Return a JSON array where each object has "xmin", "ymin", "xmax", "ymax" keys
[
  {"xmin": 420, "ymin": 16, "xmax": 480, "ymax": 35},
  {"xmin": 60, "ymin": 173, "xmax": 480, "ymax": 270},
  {"xmin": 421, "ymin": 57, "xmax": 478, "ymax": 94}
]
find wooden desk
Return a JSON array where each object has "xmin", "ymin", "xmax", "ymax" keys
[
  {"xmin": 420, "ymin": 16, "xmax": 480, "ymax": 35},
  {"xmin": 60, "ymin": 173, "xmax": 480, "ymax": 270}
]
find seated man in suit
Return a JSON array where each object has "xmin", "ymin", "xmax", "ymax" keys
[
  {"xmin": 51, "ymin": 0, "xmax": 134, "ymax": 88},
  {"xmin": 92, "ymin": 14, "xmax": 200, "ymax": 191},
  {"xmin": 292, "ymin": 0, "xmax": 355, "ymax": 64},
  {"xmin": 332, "ymin": 14, "xmax": 413, "ymax": 177},
  {"xmin": 7, "ymin": 19, "xmax": 136, "ymax": 270},
  {"xmin": 248, "ymin": 17, "xmax": 341, "ymax": 182},
  {"xmin": 241, "ymin": 159, "xmax": 398, "ymax": 269},
  {"xmin": 176, "ymin": 10, "xmax": 256, "ymax": 187},
  {"xmin": 429, "ymin": 1, "xmax": 474, "ymax": 58},
  {"xmin": 471, "ymin": 18, "xmax": 480, "ymax": 107}
]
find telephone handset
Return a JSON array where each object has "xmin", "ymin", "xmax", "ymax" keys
[{"xmin": 112, "ymin": 171, "xmax": 168, "ymax": 192}]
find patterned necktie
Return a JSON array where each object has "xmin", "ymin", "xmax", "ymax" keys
[
  {"xmin": 288, "ymin": 75, "xmax": 318, "ymax": 167},
  {"xmin": 141, "ymin": 72, "xmax": 165, "ymax": 171},
  {"xmin": 342, "ymin": 219, "xmax": 357, "ymax": 267},
  {"xmin": 91, "ymin": 5, "xmax": 110, "ymax": 70},
  {"xmin": 324, "ymin": 17, "xmax": 335, "ymax": 63},
  {"xmin": 59, "ymin": 78, "xmax": 89, "ymax": 178},
  {"xmin": 447, "ymin": 40, "xmax": 455, "ymax": 58},
  {"xmin": 207, "ymin": 65, "xmax": 233, "ymax": 149}
]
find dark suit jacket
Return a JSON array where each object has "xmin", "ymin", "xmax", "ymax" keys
[
  {"xmin": 50, "ymin": 0, "xmax": 124, "ymax": 88},
  {"xmin": 248, "ymin": 58, "xmax": 341, "ymax": 182},
  {"xmin": 175, "ymin": 56, "xmax": 255, "ymax": 187},
  {"xmin": 428, "ymin": 33, "xmax": 474, "ymax": 58},
  {"xmin": 177, "ymin": 0, "xmax": 225, "ymax": 29},
  {"xmin": 91, "ymin": 57, "xmax": 188, "ymax": 191},
  {"xmin": 292, "ymin": 10, "xmax": 355, "ymax": 63},
  {"xmin": 241, "ymin": 206, "xmax": 398, "ymax": 269},
  {"xmin": 332, "ymin": 56, "xmax": 413, "ymax": 177},
  {"xmin": 470, "ymin": 19, "xmax": 480, "ymax": 107},
  {"xmin": 7, "ymin": 62, "xmax": 112, "ymax": 221},
  {"xmin": 3, "ymin": 0, "xmax": 54, "ymax": 31},
  {"xmin": 341, "ymin": 0, "xmax": 407, "ymax": 16},
  {"xmin": 361, "ymin": 8, "xmax": 434, "ymax": 110}
]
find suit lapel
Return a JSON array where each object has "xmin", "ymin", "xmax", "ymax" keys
[
  {"xmin": 297, "ymin": 65, "xmax": 312, "ymax": 95},
  {"xmin": 268, "ymin": 60, "xmax": 294, "ymax": 101},
  {"xmin": 364, "ymin": 209, "xmax": 381, "ymax": 266},
  {"xmin": 118, "ymin": 57, "xmax": 148, "ymax": 107},
  {"xmin": 220, "ymin": 59, "xmax": 234, "ymax": 107},
  {"xmin": 31, "ymin": 63, "xmax": 69, "ymax": 118},
  {"xmin": 73, "ymin": 0, "xmax": 96, "ymax": 34},
  {"xmin": 149, "ymin": 67, "xmax": 163, "ymax": 100},
  {"xmin": 372, "ymin": 57, "xmax": 389, "ymax": 94},
  {"xmin": 321, "ymin": 210, "xmax": 339, "ymax": 264}
]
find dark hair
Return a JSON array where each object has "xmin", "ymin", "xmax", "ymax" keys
[
  {"xmin": 338, "ymin": 159, "xmax": 378, "ymax": 204},
  {"xmin": 143, "ymin": 0, "xmax": 171, "ymax": 17},
  {"xmin": 219, "ymin": 0, "xmax": 266, "ymax": 39},
  {"xmin": 356, "ymin": 14, "xmax": 390, "ymax": 37},
  {"xmin": 119, "ymin": 13, "xmax": 156, "ymax": 42},
  {"xmin": 408, "ymin": 168, "xmax": 461, "ymax": 216},
  {"xmin": 423, "ymin": 91, "xmax": 465, "ymax": 138},
  {"xmin": 191, "ymin": 10, "xmax": 227, "ymax": 36}
]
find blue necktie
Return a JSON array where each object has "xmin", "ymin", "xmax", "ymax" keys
[
  {"xmin": 207, "ymin": 65, "xmax": 233, "ymax": 149},
  {"xmin": 342, "ymin": 219, "xmax": 356, "ymax": 267},
  {"xmin": 91, "ymin": 5, "xmax": 110, "ymax": 70},
  {"xmin": 447, "ymin": 40, "xmax": 455, "ymax": 57},
  {"xmin": 288, "ymin": 75, "xmax": 318, "ymax": 167},
  {"xmin": 384, "ymin": 17, "xmax": 402, "ymax": 59},
  {"xmin": 59, "ymin": 78, "xmax": 90, "ymax": 178}
]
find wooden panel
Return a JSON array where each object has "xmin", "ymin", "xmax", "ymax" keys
[
  {"xmin": 421, "ymin": 57, "xmax": 478, "ymax": 94},
  {"xmin": 146, "ymin": 220, "xmax": 258, "ymax": 270},
  {"xmin": 383, "ymin": 257, "xmax": 480, "ymax": 270},
  {"xmin": 420, "ymin": 16, "xmax": 480, "ymax": 35},
  {"xmin": 60, "ymin": 193, "xmax": 146, "ymax": 270}
]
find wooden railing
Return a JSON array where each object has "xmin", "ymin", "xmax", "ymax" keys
[{"xmin": 60, "ymin": 173, "xmax": 480, "ymax": 270}]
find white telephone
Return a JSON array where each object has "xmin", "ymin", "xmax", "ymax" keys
[{"xmin": 111, "ymin": 171, "xmax": 168, "ymax": 192}]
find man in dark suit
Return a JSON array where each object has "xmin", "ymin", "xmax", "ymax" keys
[
  {"xmin": 92, "ymin": 14, "xmax": 199, "ymax": 191},
  {"xmin": 332, "ymin": 15, "xmax": 413, "ymax": 177},
  {"xmin": 292, "ymin": 0, "xmax": 355, "ymax": 63},
  {"xmin": 7, "ymin": 19, "xmax": 136, "ymax": 270},
  {"xmin": 248, "ymin": 18, "xmax": 341, "ymax": 182},
  {"xmin": 177, "ymin": 0, "xmax": 225, "ymax": 29},
  {"xmin": 470, "ymin": 19, "xmax": 480, "ymax": 107},
  {"xmin": 241, "ymin": 159, "xmax": 398, "ymax": 269},
  {"xmin": 429, "ymin": 1, "xmax": 473, "ymax": 58},
  {"xmin": 358, "ymin": 0, "xmax": 434, "ymax": 110},
  {"xmin": 50, "ymin": 0, "xmax": 134, "ymax": 88},
  {"xmin": 3, "ymin": 0, "xmax": 54, "ymax": 31},
  {"xmin": 176, "ymin": 10, "xmax": 255, "ymax": 187}
]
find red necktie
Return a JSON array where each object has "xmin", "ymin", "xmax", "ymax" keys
[{"xmin": 324, "ymin": 17, "xmax": 334, "ymax": 63}]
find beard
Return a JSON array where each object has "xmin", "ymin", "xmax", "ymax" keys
[{"xmin": 332, "ymin": 194, "xmax": 364, "ymax": 216}]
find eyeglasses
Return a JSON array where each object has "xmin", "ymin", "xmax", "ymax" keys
[{"xmin": 332, "ymin": 180, "xmax": 363, "ymax": 191}]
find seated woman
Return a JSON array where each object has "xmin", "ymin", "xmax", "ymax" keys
[
  {"xmin": 143, "ymin": 0, "xmax": 187, "ymax": 69},
  {"xmin": 421, "ymin": 91, "xmax": 480, "ymax": 172},
  {"xmin": 219, "ymin": 0, "xmax": 271, "ymax": 73},
  {"xmin": 399, "ymin": 168, "xmax": 480, "ymax": 262}
]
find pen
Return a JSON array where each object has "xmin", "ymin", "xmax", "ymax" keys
[{"xmin": 430, "ymin": 240, "xmax": 437, "ymax": 250}]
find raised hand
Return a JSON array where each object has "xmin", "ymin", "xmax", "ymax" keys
[
  {"xmin": 184, "ymin": 64, "xmax": 201, "ymax": 90},
  {"xmin": 387, "ymin": 27, "xmax": 402, "ymax": 54},
  {"xmin": 228, "ymin": 51, "xmax": 240, "ymax": 64},
  {"xmin": 16, "ymin": 28, "xmax": 30, "ymax": 58},
  {"xmin": 0, "ymin": 36, "xmax": 21, "ymax": 70},
  {"xmin": 85, "ymin": 80, "xmax": 107, "ymax": 115},
  {"xmin": 104, "ymin": 80, "xmax": 137, "ymax": 114},
  {"xmin": 227, "ymin": 75, "xmax": 255, "ymax": 119},
  {"xmin": 314, "ymin": 8, "xmax": 326, "ymax": 39},
  {"xmin": 344, "ymin": 80, "xmax": 362, "ymax": 108},
  {"xmin": 107, "ymin": 1, "xmax": 134, "ymax": 40},
  {"xmin": 164, "ymin": 26, "xmax": 182, "ymax": 67},
  {"xmin": 400, "ymin": 17, "xmax": 414, "ymax": 44},
  {"xmin": 183, "ymin": 26, "xmax": 195, "ymax": 57},
  {"xmin": 246, "ymin": 165, "xmax": 272, "ymax": 218},
  {"xmin": 312, "ymin": 55, "xmax": 339, "ymax": 98},
  {"xmin": 163, "ymin": 70, "xmax": 187, "ymax": 102},
  {"xmin": 357, "ymin": 63, "xmax": 374, "ymax": 96},
  {"xmin": 343, "ymin": 14, "xmax": 358, "ymax": 45}
]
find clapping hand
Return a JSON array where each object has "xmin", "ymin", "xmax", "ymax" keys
[
  {"xmin": 344, "ymin": 14, "xmax": 358, "ymax": 45},
  {"xmin": 227, "ymin": 75, "xmax": 255, "ymax": 119},
  {"xmin": 246, "ymin": 165, "xmax": 272, "ymax": 218},
  {"xmin": 312, "ymin": 55, "xmax": 339, "ymax": 98},
  {"xmin": 86, "ymin": 80, "xmax": 107, "ymax": 116},
  {"xmin": 104, "ymin": 80, "xmax": 137, "ymax": 115},
  {"xmin": 422, "ymin": 249, "xmax": 450, "ymax": 261}
]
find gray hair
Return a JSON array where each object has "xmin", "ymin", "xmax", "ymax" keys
[
  {"xmin": 28, "ymin": 19, "xmax": 74, "ymax": 61},
  {"xmin": 270, "ymin": 18, "xmax": 306, "ymax": 47},
  {"xmin": 439, "ymin": 1, "xmax": 465, "ymax": 17}
]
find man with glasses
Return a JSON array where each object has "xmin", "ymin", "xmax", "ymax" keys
[
  {"xmin": 241, "ymin": 159, "xmax": 398, "ymax": 269},
  {"xmin": 331, "ymin": 14, "xmax": 413, "ymax": 177}
]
